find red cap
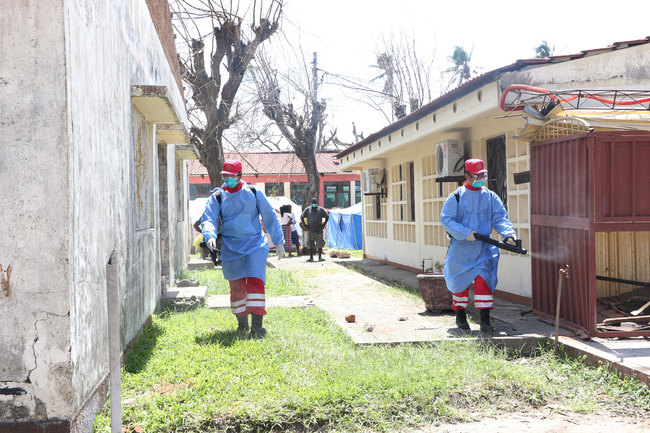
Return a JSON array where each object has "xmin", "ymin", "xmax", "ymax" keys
[
  {"xmin": 221, "ymin": 159, "xmax": 242, "ymax": 175},
  {"xmin": 464, "ymin": 158, "xmax": 487, "ymax": 174}
]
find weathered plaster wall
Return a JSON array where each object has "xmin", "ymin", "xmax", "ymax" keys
[
  {"xmin": 1, "ymin": 0, "xmax": 187, "ymax": 429},
  {"xmin": 171, "ymin": 154, "xmax": 191, "ymax": 277},
  {"xmin": 64, "ymin": 0, "xmax": 186, "ymax": 419},
  {"xmin": 0, "ymin": 0, "xmax": 73, "ymax": 421},
  {"xmin": 502, "ymin": 44, "xmax": 650, "ymax": 90},
  {"xmin": 159, "ymin": 143, "xmax": 171, "ymax": 287},
  {"xmin": 144, "ymin": 0, "xmax": 184, "ymax": 102}
]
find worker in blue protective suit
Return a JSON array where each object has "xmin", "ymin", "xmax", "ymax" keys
[
  {"xmin": 201, "ymin": 159, "xmax": 285, "ymax": 338},
  {"xmin": 440, "ymin": 158, "xmax": 517, "ymax": 332}
]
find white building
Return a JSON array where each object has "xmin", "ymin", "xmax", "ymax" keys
[{"xmin": 337, "ymin": 37, "xmax": 650, "ymax": 305}]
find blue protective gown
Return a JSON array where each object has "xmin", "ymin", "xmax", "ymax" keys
[
  {"xmin": 440, "ymin": 185, "xmax": 516, "ymax": 294},
  {"xmin": 201, "ymin": 183, "xmax": 284, "ymax": 283}
]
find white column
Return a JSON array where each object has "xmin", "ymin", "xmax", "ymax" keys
[{"xmin": 284, "ymin": 181, "xmax": 291, "ymax": 199}]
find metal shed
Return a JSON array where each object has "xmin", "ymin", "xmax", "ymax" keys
[{"xmin": 530, "ymin": 130, "xmax": 650, "ymax": 337}]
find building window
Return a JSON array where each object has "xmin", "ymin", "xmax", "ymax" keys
[
  {"xmin": 190, "ymin": 183, "xmax": 213, "ymax": 200},
  {"xmin": 487, "ymin": 135, "xmax": 507, "ymax": 208},
  {"xmin": 265, "ymin": 182, "xmax": 284, "ymax": 197},
  {"xmin": 290, "ymin": 182, "xmax": 307, "ymax": 205},
  {"xmin": 391, "ymin": 162, "xmax": 415, "ymax": 222},
  {"xmin": 355, "ymin": 181, "xmax": 361, "ymax": 204},
  {"xmin": 324, "ymin": 181, "xmax": 351, "ymax": 209}
]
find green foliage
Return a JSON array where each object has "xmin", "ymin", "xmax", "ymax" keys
[
  {"xmin": 446, "ymin": 45, "xmax": 475, "ymax": 88},
  {"xmin": 535, "ymin": 40, "xmax": 555, "ymax": 58}
]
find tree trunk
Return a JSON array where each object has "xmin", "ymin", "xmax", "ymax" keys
[
  {"xmin": 202, "ymin": 123, "xmax": 225, "ymax": 189},
  {"xmin": 297, "ymin": 153, "xmax": 320, "ymax": 210}
]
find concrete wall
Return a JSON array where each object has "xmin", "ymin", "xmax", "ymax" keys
[
  {"xmin": 501, "ymin": 43, "xmax": 650, "ymax": 90},
  {"xmin": 166, "ymin": 148, "xmax": 192, "ymax": 282},
  {"xmin": 0, "ymin": 0, "xmax": 72, "ymax": 422},
  {"xmin": 174, "ymin": 158, "xmax": 192, "ymax": 275},
  {"xmin": 1, "ymin": 0, "xmax": 188, "ymax": 430}
]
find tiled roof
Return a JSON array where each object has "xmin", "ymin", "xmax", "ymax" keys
[
  {"xmin": 188, "ymin": 151, "xmax": 345, "ymax": 176},
  {"xmin": 336, "ymin": 36, "xmax": 650, "ymax": 158}
]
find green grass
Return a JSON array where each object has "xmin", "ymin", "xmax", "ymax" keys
[
  {"xmin": 94, "ymin": 309, "xmax": 650, "ymax": 433},
  {"xmin": 94, "ymin": 267, "xmax": 650, "ymax": 432},
  {"xmin": 180, "ymin": 268, "xmax": 307, "ymax": 297}
]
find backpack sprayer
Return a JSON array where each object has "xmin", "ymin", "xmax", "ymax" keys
[{"xmin": 473, "ymin": 233, "xmax": 528, "ymax": 255}]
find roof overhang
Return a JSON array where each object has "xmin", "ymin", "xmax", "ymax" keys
[
  {"xmin": 131, "ymin": 85, "xmax": 180, "ymax": 124},
  {"xmin": 157, "ymin": 123, "xmax": 190, "ymax": 144},
  {"xmin": 174, "ymin": 144, "xmax": 199, "ymax": 160},
  {"xmin": 132, "ymin": 85, "xmax": 196, "ymax": 159},
  {"xmin": 337, "ymin": 81, "xmax": 503, "ymax": 170}
]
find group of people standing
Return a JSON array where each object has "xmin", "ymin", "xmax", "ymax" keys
[
  {"xmin": 197, "ymin": 157, "xmax": 516, "ymax": 337},
  {"xmin": 278, "ymin": 199, "xmax": 329, "ymax": 261}
]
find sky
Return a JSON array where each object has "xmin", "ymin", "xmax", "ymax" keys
[{"xmin": 276, "ymin": 0, "xmax": 650, "ymax": 143}]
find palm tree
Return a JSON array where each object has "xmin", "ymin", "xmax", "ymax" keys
[
  {"xmin": 446, "ymin": 46, "xmax": 473, "ymax": 89},
  {"xmin": 535, "ymin": 40, "xmax": 555, "ymax": 58}
]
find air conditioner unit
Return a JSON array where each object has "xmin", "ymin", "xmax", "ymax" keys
[
  {"xmin": 436, "ymin": 140, "xmax": 464, "ymax": 177},
  {"xmin": 362, "ymin": 168, "xmax": 384, "ymax": 194}
]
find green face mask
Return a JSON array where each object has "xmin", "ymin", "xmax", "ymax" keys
[
  {"xmin": 224, "ymin": 177, "xmax": 238, "ymax": 188},
  {"xmin": 472, "ymin": 179, "xmax": 485, "ymax": 188},
  {"xmin": 312, "ymin": 204, "xmax": 317, "ymax": 208}
]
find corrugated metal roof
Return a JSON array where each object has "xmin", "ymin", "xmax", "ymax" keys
[
  {"xmin": 188, "ymin": 151, "xmax": 345, "ymax": 176},
  {"xmin": 336, "ymin": 36, "xmax": 650, "ymax": 158}
]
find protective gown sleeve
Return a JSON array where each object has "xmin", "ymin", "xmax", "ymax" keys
[
  {"xmin": 490, "ymin": 193, "xmax": 516, "ymax": 239},
  {"xmin": 257, "ymin": 190, "xmax": 285, "ymax": 246},
  {"xmin": 201, "ymin": 191, "xmax": 221, "ymax": 241},
  {"xmin": 440, "ymin": 193, "xmax": 472, "ymax": 240}
]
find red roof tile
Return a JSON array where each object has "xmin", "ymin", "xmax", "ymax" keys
[{"xmin": 188, "ymin": 151, "xmax": 345, "ymax": 176}]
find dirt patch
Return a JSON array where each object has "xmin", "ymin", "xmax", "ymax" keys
[{"xmin": 405, "ymin": 411, "xmax": 648, "ymax": 433}]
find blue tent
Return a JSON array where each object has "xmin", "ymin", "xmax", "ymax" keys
[{"xmin": 326, "ymin": 202, "xmax": 362, "ymax": 250}]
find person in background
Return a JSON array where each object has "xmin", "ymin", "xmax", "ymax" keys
[
  {"xmin": 440, "ymin": 158, "xmax": 516, "ymax": 333},
  {"xmin": 193, "ymin": 217, "xmax": 210, "ymax": 260},
  {"xmin": 279, "ymin": 204, "xmax": 294, "ymax": 257},
  {"xmin": 301, "ymin": 197, "xmax": 329, "ymax": 262},
  {"xmin": 202, "ymin": 160, "xmax": 285, "ymax": 338},
  {"xmin": 290, "ymin": 209, "xmax": 301, "ymax": 256}
]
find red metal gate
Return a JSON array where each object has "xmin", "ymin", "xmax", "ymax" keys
[{"xmin": 531, "ymin": 131, "xmax": 650, "ymax": 337}]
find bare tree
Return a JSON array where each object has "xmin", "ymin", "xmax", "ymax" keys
[
  {"xmin": 249, "ymin": 49, "xmax": 338, "ymax": 207},
  {"xmin": 371, "ymin": 33, "xmax": 435, "ymax": 120},
  {"xmin": 172, "ymin": 0, "xmax": 283, "ymax": 188}
]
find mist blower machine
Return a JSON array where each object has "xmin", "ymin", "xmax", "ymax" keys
[{"xmin": 473, "ymin": 233, "xmax": 528, "ymax": 255}]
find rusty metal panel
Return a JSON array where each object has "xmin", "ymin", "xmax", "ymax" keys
[
  {"xmin": 531, "ymin": 225, "xmax": 594, "ymax": 333},
  {"xmin": 531, "ymin": 133, "xmax": 595, "ymax": 334},
  {"xmin": 594, "ymin": 132, "xmax": 650, "ymax": 221},
  {"xmin": 531, "ymin": 131, "xmax": 650, "ymax": 337},
  {"xmin": 531, "ymin": 133, "xmax": 591, "ymax": 219}
]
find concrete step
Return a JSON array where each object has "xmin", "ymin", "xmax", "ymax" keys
[
  {"xmin": 162, "ymin": 286, "xmax": 208, "ymax": 311},
  {"xmin": 188, "ymin": 259, "xmax": 220, "ymax": 270}
]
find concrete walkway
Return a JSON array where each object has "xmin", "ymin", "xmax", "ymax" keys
[{"xmin": 204, "ymin": 255, "xmax": 650, "ymax": 384}]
